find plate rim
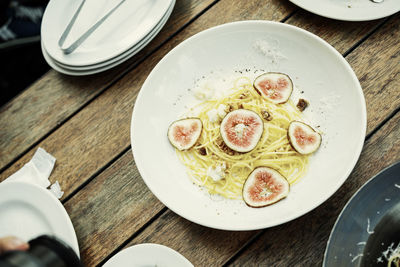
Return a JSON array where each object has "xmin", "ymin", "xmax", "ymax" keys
[
  {"xmin": 323, "ymin": 160, "xmax": 400, "ymax": 266},
  {"xmin": 131, "ymin": 20, "xmax": 367, "ymax": 230},
  {"xmin": 0, "ymin": 181, "xmax": 80, "ymax": 257},
  {"xmin": 41, "ymin": 1, "xmax": 175, "ymax": 75},
  {"xmin": 289, "ymin": 0, "xmax": 400, "ymax": 21},
  {"xmin": 51, "ymin": 0, "xmax": 175, "ymax": 70},
  {"xmin": 41, "ymin": 0, "xmax": 173, "ymax": 66},
  {"xmin": 103, "ymin": 243, "xmax": 193, "ymax": 267}
]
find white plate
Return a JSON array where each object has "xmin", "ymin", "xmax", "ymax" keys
[
  {"xmin": 131, "ymin": 21, "xmax": 366, "ymax": 230},
  {"xmin": 0, "ymin": 181, "xmax": 80, "ymax": 256},
  {"xmin": 51, "ymin": 0, "xmax": 175, "ymax": 71},
  {"xmin": 102, "ymin": 243, "xmax": 193, "ymax": 267},
  {"xmin": 41, "ymin": 0, "xmax": 172, "ymax": 66},
  {"xmin": 290, "ymin": 0, "xmax": 400, "ymax": 21},
  {"xmin": 41, "ymin": 1, "xmax": 174, "ymax": 76}
]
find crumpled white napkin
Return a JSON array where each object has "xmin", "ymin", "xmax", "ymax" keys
[{"xmin": 5, "ymin": 148, "xmax": 64, "ymax": 199}]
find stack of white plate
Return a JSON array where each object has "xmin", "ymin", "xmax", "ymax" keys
[{"xmin": 41, "ymin": 0, "xmax": 175, "ymax": 76}]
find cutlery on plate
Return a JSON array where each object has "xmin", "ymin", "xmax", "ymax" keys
[{"xmin": 58, "ymin": 0, "xmax": 126, "ymax": 54}]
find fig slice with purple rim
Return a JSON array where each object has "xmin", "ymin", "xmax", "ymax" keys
[
  {"xmin": 253, "ymin": 72, "xmax": 293, "ymax": 104},
  {"xmin": 288, "ymin": 121, "xmax": 321, "ymax": 155},
  {"xmin": 243, "ymin": 167, "xmax": 289, "ymax": 208},
  {"xmin": 168, "ymin": 118, "xmax": 202, "ymax": 151},
  {"xmin": 220, "ymin": 109, "xmax": 263, "ymax": 153}
]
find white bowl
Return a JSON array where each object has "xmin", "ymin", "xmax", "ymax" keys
[{"xmin": 131, "ymin": 21, "xmax": 366, "ymax": 230}]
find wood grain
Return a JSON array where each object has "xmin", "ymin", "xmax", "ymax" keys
[
  {"xmin": 286, "ymin": 9, "xmax": 384, "ymax": 55},
  {"xmin": 0, "ymin": 0, "xmax": 217, "ymax": 171},
  {"xmin": 127, "ymin": 211, "xmax": 259, "ymax": 267},
  {"xmin": 0, "ymin": 0, "xmax": 296, "ymax": 198},
  {"xmin": 346, "ymin": 15, "xmax": 400, "ymax": 134},
  {"xmin": 64, "ymin": 152, "xmax": 164, "ymax": 267},
  {"xmin": 227, "ymin": 111, "xmax": 400, "ymax": 267}
]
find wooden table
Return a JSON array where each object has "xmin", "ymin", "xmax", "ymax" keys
[{"xmin": 1, "ymin": 1, "xmax": 399, "ymax": 266}]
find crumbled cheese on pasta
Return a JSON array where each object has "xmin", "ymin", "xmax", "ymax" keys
[
  {"xmin": 207, "ymin": 109, "xmax": 219, "ymax": 123},
  {"xmin": 207, "ymin": 104, "xmax": 228, "ymax": 123},
  {"xmin": 207, "ymin": 163, "xmax": 226, "ymax": 182},
  {"xmin": 217, "ymin": 104, "xmax": 227, "ymax": 117}
]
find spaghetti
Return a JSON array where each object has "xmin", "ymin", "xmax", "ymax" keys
[{"xmin": 177, "ymin": 76, "xmax": 309, "ymax": 200}]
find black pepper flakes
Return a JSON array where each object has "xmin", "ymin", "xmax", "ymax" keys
[
  {"xmin": 261, "ymin": 110, "xmax": 273, "ymax": 121},
  {"xmin": 198, "ymin": 147, "xmax": 207, "ymax": 156}
]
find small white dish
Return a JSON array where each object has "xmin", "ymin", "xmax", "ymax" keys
[
  {"xmin": 41, "ymin": 0, "xmax": 172, "ymax": 66},
  {"xmin": 0, "ymin": 181, "xmax": 80, "ymax": 256},
  {"xmin": 131, "ymin": 21, "xmax": 366, "ymax": 230},
  {"xmin": 102, "ymin": 243, "xmax": 193, "ymax": 267},
  {"xmin": 290, "ymin": 0, "xmax": 400, "ymax": 21}
]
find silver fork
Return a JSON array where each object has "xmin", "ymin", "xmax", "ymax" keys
[{"xmin": 58, "ymin": 0, "xmax": 126, "ymax": 55}]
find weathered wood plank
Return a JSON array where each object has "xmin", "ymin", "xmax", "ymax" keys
[
  {"xmin": 128, "ymin": 211, "xmax": 259, "ymax": 267},
  {"xmin": 0, "ymin": 0, "xmax": 217, "ymax": 171},
  {"xmin": 346, "ymin": 15, "xmax": 400, "ymax": 134},
  {"xmin": 0, "ymin": 0, "xmax": 296, "ymax": 198},
  {"xmin": 286, "ymin": 9, "xmax": 383, "ymax": 55},
  {"xmin": 64, "ymin": 152, "xmax": 164, "ymax": 267},
  {"xmin": 228, "ymin": 111, "xmax": 400, "ymax": 267}
]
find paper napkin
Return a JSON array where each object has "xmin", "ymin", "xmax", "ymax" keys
[{"xmin": 5, "ymin": 148, "xmax": 64, "ymax": 199}]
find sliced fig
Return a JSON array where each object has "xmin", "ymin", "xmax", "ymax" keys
[
  {"xmin": 288, "ymin": 121, "xmax": 321, "ymax": 155},
  {"xmin": 253, "ymin": 72, "xmax": 293, "ymax": 104},
  {"xmin": 243, "ymin": 167, "xmax": 289, "ymax": 208},
  {"xmin": 168, "ymin": 118, "xmax": 202, "ymax": 151},
  {"xmin": 220, "ymin": 109, "xmax": 263, "ymax": 153}
]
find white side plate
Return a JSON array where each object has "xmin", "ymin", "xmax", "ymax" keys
[
  {"xmin": 52, "ymin": 0, "xmax": 175, "ymax": 71},
  {"xmin": 290, "ymin": 0, "xmax": 400, "ymax": 21},
  {"xmin": 0, "ymin": 181, "xmax": 80, "ymax": 257},
  {"xmin": 103, "ymin": 244, "xmax": 193, "ymax": 267},
  {"xmin": 41, "ymin": 0, "xmax": 172, "ymax": 66}
]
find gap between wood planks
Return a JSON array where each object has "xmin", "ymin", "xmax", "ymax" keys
[
  {"xmin": 93, "ymin": 10, "xmax": 398, "ymax": 267},
  {"xmin": 0, "ymin": 0, "xmax": 221, "ymax": 175}
]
